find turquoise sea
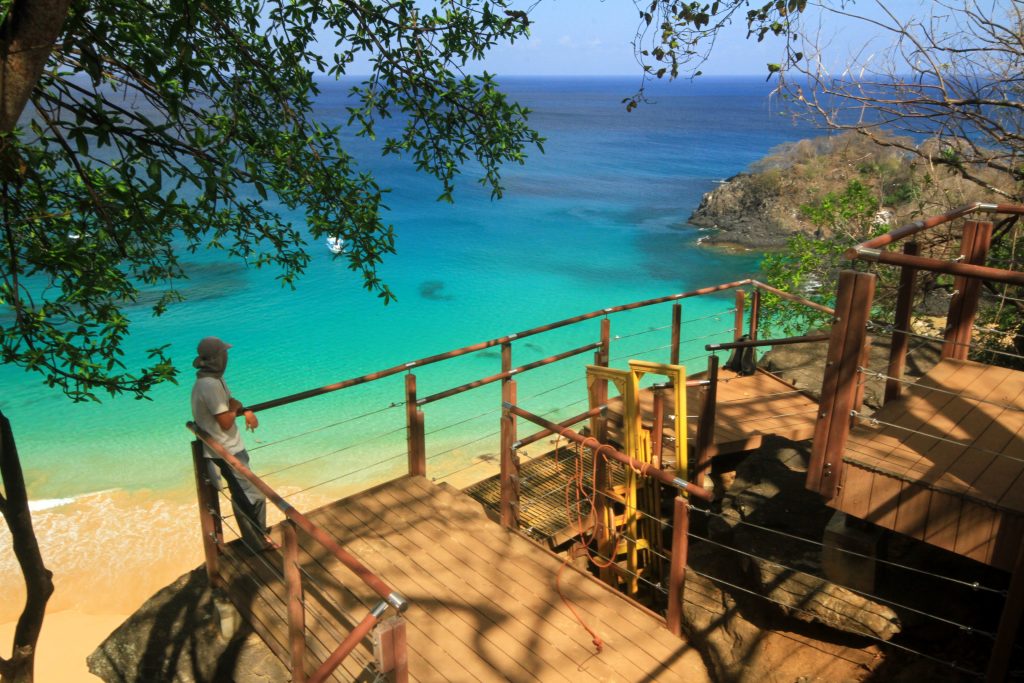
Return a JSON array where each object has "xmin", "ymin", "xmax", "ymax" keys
[{"xmin": 1, "ymin": 76, "xmax": 819, "ymax": 504}]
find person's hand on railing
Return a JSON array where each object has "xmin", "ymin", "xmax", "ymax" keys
[{"xmin": 244, "ymin": 410, "xmax": 259, "ymax": 432}]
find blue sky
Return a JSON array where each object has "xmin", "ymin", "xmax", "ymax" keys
[
  {"xmin": 472, "ymin": 0, "xmax": 934, "ymax": 76},
  {"xmin": 319, "ymin": 0, "xmax": 945, "ymax": 78}
]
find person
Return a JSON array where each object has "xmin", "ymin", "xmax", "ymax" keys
[{"xmin": 190, "ymin": 336, "xmax": 272, "ymax": 552}]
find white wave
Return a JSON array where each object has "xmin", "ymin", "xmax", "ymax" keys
[
  {"xmin": 28, "ymin": 488, "xmax": 119, "ymax": 512},
  {"xmin": 29, "ymin": 497, "xmax": 76, "ymax": 511}
]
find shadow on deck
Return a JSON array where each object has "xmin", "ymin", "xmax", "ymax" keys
[
  {"xmin": 834, "ymin": 357, "xmax": 1024, "ymax": 570},
  {"xmin": 219, "ymin": 475, "xmax": 710, "ymax": 682}
]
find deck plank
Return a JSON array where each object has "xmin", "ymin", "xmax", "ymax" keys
[
  {"xmin": 864, "ymin": 471, "xmax": 901, "ymax": 528},
  {"xmin": 836, "ymin": 359, "xmax": 1024, "ymax": 568},
  {"xmin": 224, "ymin": 475, "xmax": 711, "ymax": 682},
  {"xmin": 953, "ymin": 502, "xmax": 997, "ymax": 564}
]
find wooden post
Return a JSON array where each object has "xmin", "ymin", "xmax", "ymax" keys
[
  {"xmin": 852, "ymin": 336, "xmax": 873, "ymax": 424},
  {"xmin": 734, "ymin": 289, "xmax": 746, "ymax": 341},
  {"xmin": 987, "ymin": 541, "xmax": 1024, "ymax": 682},
  {"xmin": 650, "ymin": 387, "xmax": 667, "ymax": 569},
  {"xmin": 283, "ymin": 520, "xmax": 307, "ymax": 683},
  {"xmin": 192, "ymin": 440, "xmax": 222, "ymax": 587},
  {"xmin": 694, "ymin": 355, "xmax": 718, "ymax": 486},
  {"xmin": 404, "ymin": 374, "xmax": 426, "ymax": 477},
  {"xmin": 500, "ymin": 378, "xmax": 520, "ymax": 529},
  {"xmin": 748, "ymin": 288, "xmax": 761, "ymax": 366},
  {"xmin": 749, "ymin": 288, "xmax": 761, "ymax": 341},
  {"xmin": 884, "ymin": 242, "xmax": 919, "ymax": 405},
  {"xmin": 670, "ymin": 303, "xmax": 681, "ymax": 365},
  {"xmin": 501, "ymin": 341, "xmax": 513, "ymax": 379},
  {"xmin": 598, "ymin": 317, "xmax": 610, "ymax": 367},
  {"xmin": 943, "ymin": 220, "xmax": 993, "ymax": 360},
  {"xmin": 806, "ymin": 271, "xmax": 877, "ymax": 499},
  {"xmin": 375, "ymin": 616, "xmax": 409, "ymax": 683},
  {"xmin": 666, "ymin": 495, "xmax": 689, "ymax": 637}
]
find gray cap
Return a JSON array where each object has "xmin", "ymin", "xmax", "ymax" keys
[{"xmin": 197, "ymin": 336, "xmax": 232, "ymax": 358}]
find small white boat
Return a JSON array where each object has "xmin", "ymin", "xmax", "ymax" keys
[{"xmin": 325, "ymin": 236, "xmax": 345, "ymax": 254}]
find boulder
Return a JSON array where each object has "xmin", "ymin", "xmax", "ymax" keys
[
  {"xmin": 688, "ymin": 173, "xmax": 813, "ymax": 250},
  {"xmin": 744, "ymin": 559, "xmax": 901, "ymax": 641},
  {"xmin": 682, "ymin": 544, "xmax": 884, "ymax": 683},
  {"xmin": 87, "ymin": 567, "xmax": 287, "ymax": 683}
]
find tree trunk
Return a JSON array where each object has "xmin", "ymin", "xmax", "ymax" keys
[
  {"xmin": 0, "ymin": 0, "xmax": 72, "ymax": 133},
  {"xmin": 0, "ymin": 410, "xmax": 54, "ymax": 683}
]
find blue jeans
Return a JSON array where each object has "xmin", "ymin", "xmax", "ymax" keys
[{"xmin": 207, "ymin": 449, "xmax": 268, "ymax": 551}]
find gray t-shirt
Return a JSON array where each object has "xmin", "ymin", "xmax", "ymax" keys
[{"xmin": 191, "ymin": 376, "xmax": 244, "ymax": 458}]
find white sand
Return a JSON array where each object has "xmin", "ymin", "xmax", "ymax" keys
[{"xmin": 0, "ymin": 611, "xmax": 128, "ymax": 682}]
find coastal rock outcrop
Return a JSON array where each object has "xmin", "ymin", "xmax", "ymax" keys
[
  {"xmin": 688, "ymin": 172, "xmax": 811, "ymax": 250},
  {"xmin": 87, "ymin": 567, "xmax": 286, "ymax": 682}
]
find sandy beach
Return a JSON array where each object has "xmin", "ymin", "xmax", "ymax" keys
[
  {"xmin": 0, "ymin": 612, "xmax": 130, "ymax": 682},
  {"xmin": 1, "ymin": 488, "xmax": 204, "ymax": 680}
]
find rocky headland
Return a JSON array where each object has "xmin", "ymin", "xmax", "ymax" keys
[
  {"xmin": 686, "ymin": 131, "xmax": 1008, "ymax": 251},
  {"xmin": 688, "ymin": 171, "xmax": 812, "ymax": 250}
]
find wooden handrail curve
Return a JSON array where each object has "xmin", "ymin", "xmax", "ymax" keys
[{"xmin": 187, "ymin": 422, "xmax": 408, "ymax": 682}]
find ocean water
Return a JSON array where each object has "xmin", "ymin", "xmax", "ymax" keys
[{"xmin": 0, "ymin": 76, "xmax": 818, "ymax": 503}]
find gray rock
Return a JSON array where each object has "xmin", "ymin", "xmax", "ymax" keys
[
  {"xmin": 682, "ymin": 544, "xmax": 884, "ymax": 683},
  {"xmin": 87, "ymin": 567, "xmax": 288, "ymax": 683},
  {"xmin": 744, "ymin": 559, "xmax": 902, "ymax": 641},
  {"xmin": 688, "ymin": 173, "xmax": 814, "ymax": 250}
]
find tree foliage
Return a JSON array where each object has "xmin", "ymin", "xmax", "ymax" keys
[
  {"xmin": 637, "ymin": 1, "xmax": 1024, "ymax": 357},
  {"xmin": 627, "ymin": 0, "xmax": 806, "ymax": 107},
  {"xmin": 0, "ymin": 0, "xmax": 541, "ymax": 401},
  {"xmin": 760, "ymin": 180, "xmax": 886, "ymax": 334},
  {"xmin": 635, "ymin": 1, "xmax": 1023, "ymax": 203}
]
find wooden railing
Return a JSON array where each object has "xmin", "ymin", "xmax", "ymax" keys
[
  {"xmin": 819, "ymin": 202, "xmax": 1024, "ymax": 683},
  {"xmin": 188, "ymin": 423, "xmax": 409, "ymax": 683}
]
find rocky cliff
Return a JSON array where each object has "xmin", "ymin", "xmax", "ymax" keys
[{"xmin": 688, "ymin": 172, "xmax": 814, "ymax": 249}]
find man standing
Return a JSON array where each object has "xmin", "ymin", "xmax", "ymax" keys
[{"xmin": 190, "ymin": 336, "xmax": 272, "ymax": 552}]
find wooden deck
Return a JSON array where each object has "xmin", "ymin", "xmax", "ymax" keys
[
  {"xmin": 606, "ymin": 367, "xmax": 820, "ymax": 463},
  {"xmin": 834, "ymin": 358, "xmax": 1024, "ymax": 569},
  {"xmin": 220, "ymin": 475, "xmax": 710, "ymax": 682}
]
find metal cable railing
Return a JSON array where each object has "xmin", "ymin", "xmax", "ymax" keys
[
  {"xmin": 692, "ymin": 532, "xmax": 996, "ymax": 639},
  {"xmin": 424, "ymin": 405, "xmax": 501, "ymax": 436},
  {"xmin": 287, "ymin": 450, "xmax": 409, "ymax": 498},
  {"xmin": 682, "ymin": 308, "xmax": 738, "ymax": 324},
  {"xmin": 610, "ymin": 322, "xmax": 673, "ymax": 342},
  {"xmin": 258, "ymin": 422, "xmax": 407, "ymax": 481},
  {"xmin": 610, "ymin": 342, "xmax": 673, "ymax": 363},
  {"xmin": 859, "ymin": 367, "xmax": 1024, "ymax": 413},
  {"xmin": 215, "ymin": 508, "xmax": 364, "ymax": 643},
  {"xmin": 211, "ymin": 501, "xmax": 379, "ymax": 674},
  {"xmin": 587, "ymin": 549, "xmax": 670, "ymax": 595},
  {"xmin": 850, "ymin": 410, "xmax": 1024, "ymax": 465},
  {"xmin": 687, "ymin": 505, "xmax": 1007, "ymax": 597},
  {"xmin": 249, "ymin": 400, "xmax": 405, "ymax": 453},
  {"xmin": 868, "ymin": 320, "xmax": 1024, "ymax": 363},
  {"xmin": 687, "ymin": 567, "xmax": 985, "ymax": 680}
]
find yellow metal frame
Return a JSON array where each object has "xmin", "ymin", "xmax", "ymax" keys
[
  {"xmin": 627, "ymin": 360, "xmax": 688, "ymax": 476},
  {"xmin": 585, "ymin": 361, "xmax": 687, "ymax": 596}
]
